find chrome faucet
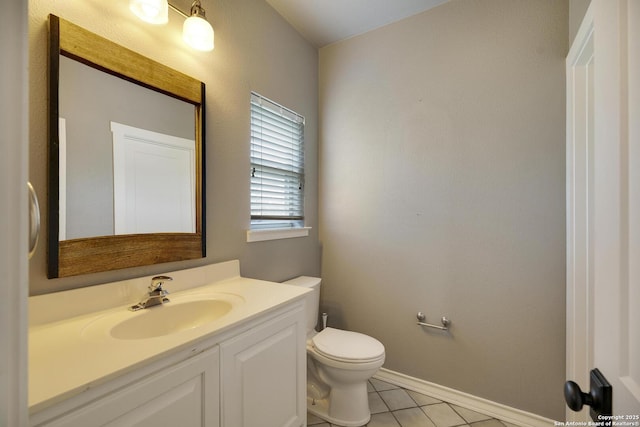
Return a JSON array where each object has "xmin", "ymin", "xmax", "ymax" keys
[{"xmin": 130, "ymin": 275, "xmax": 172, "ymax": 311}]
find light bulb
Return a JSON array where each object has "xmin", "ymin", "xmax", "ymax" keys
[
  {"xmin": 183, "ymin": 15, "xmax": 214, "ymax": 51},
  {"xmin": 130, "ymin": 0, "xmax": 169, "ymax": 25}
]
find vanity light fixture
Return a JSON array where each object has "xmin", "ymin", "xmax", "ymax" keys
[
  {"xmin": 182, "ymin": 1, "xmax": 214, "ymax": 51},
  {"xmin": 129, "ymin": 0, "xmax": 169, "ymax": 25},
  {"xmin": 130, "ymin": 0, "xmax": 214, "ymax": 52}
]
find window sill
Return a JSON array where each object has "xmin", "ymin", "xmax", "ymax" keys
[{"xmin": 246, "ymin": 227, "xmax": 311, "ymax": 243}]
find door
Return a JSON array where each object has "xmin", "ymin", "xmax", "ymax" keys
[
  {"xmin": 0, "ymin": 0, "xmax": 29, "ymax": 426},
  {"xmin": 566, "ymin": 0, "xmax": 640, "ymax": 419},
  {"xmin": 111, "ymin": 121, "xmax": 196, "ymax": 234}
]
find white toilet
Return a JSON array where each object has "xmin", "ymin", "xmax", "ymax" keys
[{"xmin": 285, "ymin": 276, "xmax": 385, "ymax": 427}]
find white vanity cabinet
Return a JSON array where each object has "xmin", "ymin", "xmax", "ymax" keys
[
  {"xmin": 30, "ymin": 346, "xmax": 220, "ymax": 427},
  {"xmin": 220, "ymin": 303, "xmax": 306, "ymax": 427},
  {"xmin": 30, "ymin": 296, "xmax": 307, "ymax": 427}
]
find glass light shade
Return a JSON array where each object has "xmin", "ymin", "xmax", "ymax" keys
[
  {"xmin": 129, "ymin": 0, "xmax": 169, "ymax": 25},
  {"xmin": 183, "ymin": 16, "xmax": 214, "ymax": 51}
]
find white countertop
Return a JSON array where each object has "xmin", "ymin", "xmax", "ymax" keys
[{"xmin": 29, "ymin": 263, "xmax": 309, "ymax": 414}]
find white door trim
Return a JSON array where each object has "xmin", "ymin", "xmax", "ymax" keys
[
  {"xmin": 614, "ymin": 0, "xmax": 640, "ymax": 407},
  {"xmin": 565, "ymin": 3, "xmax": 595, "ymax": 421}
]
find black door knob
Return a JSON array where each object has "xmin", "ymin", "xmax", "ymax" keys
[
  {"xmin": 564, "ymin": 380, "xmax": 593, "ymax": 411},
  {"xmin": 564, "ymin": 369, "xmax": 612, "ymax": 420}
]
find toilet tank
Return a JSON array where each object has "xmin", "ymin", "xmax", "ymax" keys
[{"xmin": 283, "ymin": 276, "xmax": 321, "ymax": 334}]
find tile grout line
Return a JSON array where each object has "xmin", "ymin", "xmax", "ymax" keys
[{"xmin": 309, "ymin": 379, "xmax": 516, "ymax": 427}]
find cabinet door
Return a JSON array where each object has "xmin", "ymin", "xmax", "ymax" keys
[
  {"xmin": 37, "ymin": 347, "xmax": 219, "ymax": 427},
  {"xmin": 221, "ymin": 307, "xmax": 305, "ymax": 427}
]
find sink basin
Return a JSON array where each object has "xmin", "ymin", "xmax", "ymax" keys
[
  {"xmin": 82, "ymin": 295, "xmax": 241, "ymax": 341},
  {"xmin": 111, "ymin": 299, "xmax": 232, "ymax": 340}
]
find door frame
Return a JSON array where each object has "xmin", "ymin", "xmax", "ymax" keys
[{"xmin": 566, "ymin": 2, "xmax": 595, "ymax": 421}]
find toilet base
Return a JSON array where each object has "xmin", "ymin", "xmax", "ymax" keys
[{"xmin": 307, "ymin": 395, "xmax": 370, "ymax": 427}]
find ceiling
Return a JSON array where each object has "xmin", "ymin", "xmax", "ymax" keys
[{"xmin": 265, "ymin": 0, "xmax": 449, "ymax": 48}]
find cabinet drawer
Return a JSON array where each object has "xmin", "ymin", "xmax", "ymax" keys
[{"xmin": 33, "ymin": 347, "xmax": 219, "ymax": 427}]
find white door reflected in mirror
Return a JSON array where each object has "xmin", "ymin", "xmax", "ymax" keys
[{"xmin": 111, "ymin": 122, "xmax": 196, "ymax": 234}]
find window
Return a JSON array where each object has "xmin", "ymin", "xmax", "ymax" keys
[{"xmin": 249, "ymin": 92, "xmax": 305, "ymax": 234}]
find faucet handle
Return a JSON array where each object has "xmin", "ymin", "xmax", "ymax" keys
[{"xmin": 149, "ymin": 275, "xmax": 173, "ymax": 293}]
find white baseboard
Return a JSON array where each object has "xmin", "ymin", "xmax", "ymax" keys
[{"xmin": 374, "ymin": 368, "xmax": 557, "ymax": 427}]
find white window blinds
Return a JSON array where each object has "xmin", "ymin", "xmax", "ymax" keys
[{"xmin": 250, "ymin": 92, "xmax": 305, "ymax": 229}]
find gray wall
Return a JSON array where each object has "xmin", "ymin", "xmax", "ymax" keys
[
  {"xmin": 319, "ymin": 0, "xmax": 567, "ymax": 419},
  {"xmin": 29, "ymin": 0, "xmax": 320, "ymax": 294},
  {"xmin": 569, "ymin": 0, "xmax": 592, "ymax": 44}
]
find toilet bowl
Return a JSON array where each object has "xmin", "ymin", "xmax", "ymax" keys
[{"xmin": 284, "ymin": 276, "xmax": 385, "ymax": 427}]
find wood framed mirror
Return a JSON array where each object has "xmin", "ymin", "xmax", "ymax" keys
[{"xmin": 48, "ymin": 15, "xmax": 206, "ymax": 278}]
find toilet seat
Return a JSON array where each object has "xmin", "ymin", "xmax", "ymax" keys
[{"xmin": 311, "ymin": 327, "xmax": 385, "ymax": 363}]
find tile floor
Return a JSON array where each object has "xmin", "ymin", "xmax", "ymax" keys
[{"xmin": 307, "ymin": 378, "xmax": 520, "ymax": 427}]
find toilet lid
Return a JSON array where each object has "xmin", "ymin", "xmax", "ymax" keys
[{"xmin": 312, "ymin": 327, "xmax": 385, "ymax": 362}]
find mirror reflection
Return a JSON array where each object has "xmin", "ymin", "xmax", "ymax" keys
[
  {"xmin": 48, "ymin": 15, "xmax": 205, "ymax": 278},
  {"xmin": 59, "ymin": 56, "xmax": 196, "ymax": 240}
]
